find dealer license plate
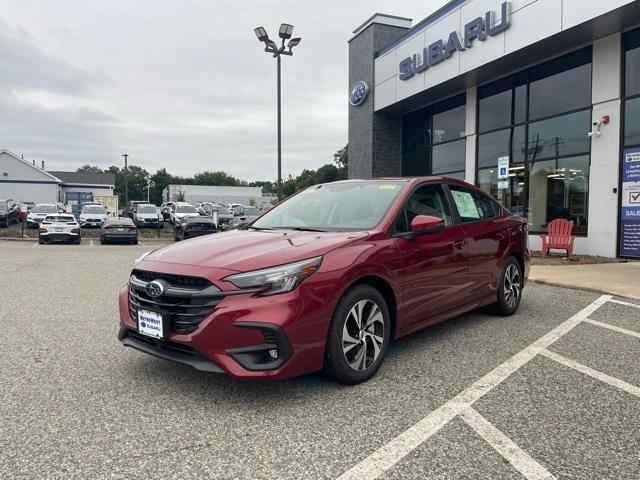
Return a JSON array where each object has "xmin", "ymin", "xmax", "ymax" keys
[
  {"xmin": 117, "ymin": 228, "xmax": 125, "ymax": 232},
  {"xmin": 55, "ymin": 228, "xmax": 63, "ymax": 232},
  {"xmin": 138, "ymin": 310, "xmax": 164, "ymax": 339}
]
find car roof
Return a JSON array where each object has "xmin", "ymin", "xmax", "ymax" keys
[{"xmin": 175, "ymin": 202, "xmax": 192, "ymax": 205}]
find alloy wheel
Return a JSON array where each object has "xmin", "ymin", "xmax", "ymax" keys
[
  {"xmin": 342, "ymin": 299, "xmax": 384, "ymax": 371},
  {"xmin": 504, "ymin": 264, "xmax": 521, "ymax": 308}
]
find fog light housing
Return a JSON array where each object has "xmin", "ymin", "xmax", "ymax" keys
[{"xmin": 268, "ymin": 349, "xmax": 278, "ymax": 359}]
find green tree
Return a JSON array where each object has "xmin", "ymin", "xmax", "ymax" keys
[
  {"xmin": 76, "ymin": 165, "xmax": 104, "ymax": 174},
  {"xmin": 149, "ymin": 168, "xmax": 174, "ymax": 205},
  {"xmin": 192, "ymin": 171, "xmax": 243, "ymax": 186}
]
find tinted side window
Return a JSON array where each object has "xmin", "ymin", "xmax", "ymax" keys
[
  {"xmin": 395, "ymin": 184, "xmax": 451, "ymax": 232},
  {"xmin": 449, "ymin": 185, "xmax": 497, "ymax": 223}
]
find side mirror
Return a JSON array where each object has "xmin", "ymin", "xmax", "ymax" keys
[{"xmin": 410, "ymin": 215, "xmax": 445, "ymax": 234}]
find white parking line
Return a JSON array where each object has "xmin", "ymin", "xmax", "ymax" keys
[
  {"xmin": 336, "ymin": 295, "xmax": 612, "ymax": 480},
  {"xmin": 584, "ymin": 318, "xmax": 640, "ymax": 339},
  {"xmin": 460, "ymin": 407, "xmax": 555, "ymax": 480},
  {"xmin": 540, "ymin": 349, "xmax": 640, "ymax": 398},
  {"xmin": 609, "ymin": 298, "xmax": 640, "ymax": 309}
]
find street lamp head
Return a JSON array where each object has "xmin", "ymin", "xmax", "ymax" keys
[
  {"xmin": 279, "ymin": 23, "xmax": 294, "ymax": 39},
  {"xmin": 287, "ymin": 37, "xmax": 301, "ymax": 49},
  {"xmin": 265, "ymin": 38, "xmax": 278, "ymax": 50},
  {"xmin": 254, "ymin": 26, "xmax": 268, "ymax": 42}
]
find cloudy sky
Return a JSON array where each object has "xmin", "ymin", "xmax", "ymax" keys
[{"xmin": 1, "ymin": 0, "xmax": 436, "ymax": 181}]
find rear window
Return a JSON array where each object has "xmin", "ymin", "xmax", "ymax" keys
[
  {"xmin": 32, "ymin": 205, "xmax": 58, "ymax": 214},
  {"xmin": 177, "ymin": 205, "xmax": 196, "ymax": 213},
  {"xmin": 45, "ymin": 216, "xmax": 75, "ymax": 223}
]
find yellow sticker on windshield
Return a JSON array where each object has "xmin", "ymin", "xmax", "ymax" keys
[{"xmin": 378, "ymin": 185, "xmax": 398, "ymax": 190}]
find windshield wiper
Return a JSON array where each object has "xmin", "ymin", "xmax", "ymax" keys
[
  {"xmin": 246, "ymin": 225, "xmax": 274, "ymax": 231},
  {"xmin": 276, "ymin": 227, "xmax": 328, "ymax": 232}
]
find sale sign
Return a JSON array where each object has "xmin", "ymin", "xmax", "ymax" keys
[{"xmin": 620, "ymin": 147, "xmax": 640, "ymax": 257}]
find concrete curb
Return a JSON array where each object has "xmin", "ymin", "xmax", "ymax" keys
[
  {"xmin": 528, "ymin": 279, "xmax": 640, "ymax": 301},
  {"xmin": 0, "ymin": 237, "xmax": 37, "ymax": 242}
]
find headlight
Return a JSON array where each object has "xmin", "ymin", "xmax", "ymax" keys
[
  {"xmin": 133, "ymin": 251, "xmax": 151, "ymax": 266},
  {"xmin": 224, "ymin": 256, "xmax": 322, "ymax": 295}
]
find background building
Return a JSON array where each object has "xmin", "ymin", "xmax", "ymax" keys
[
  {"xmin": 0, "ymin": 149, "xmax": 115, "ymax": 208},
  {"xmin": 162, "ymin": 184, "xmax": 274, "ymax": 206},
  {"xmin": 348, "ymin": 0, "xmax": 640, "ymax": 258}
]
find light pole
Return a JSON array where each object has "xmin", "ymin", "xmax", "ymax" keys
[
  {"xmin": 122, "ymin": 153, "xmax": 129, "ymax": 207},
  {"xmin": 253, "ymin": 24, "xmax": 301, "ymax": 202}
]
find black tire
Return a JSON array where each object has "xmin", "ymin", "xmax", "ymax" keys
[
  {"xmin": 100, "ymin": 238, "xmax": 106, "ymax": 245},
  {"xmin": 133, "ymin": 238, "xmax": 138, "ymax": 245},
  {"xmin": 74, "ymin": 237, "xmax": 81, "ymax": 245},
  {"xmin": 38, "ymin": 238, "xmax": 45, "ymax": 245},
  {"xmin": 174, "ymin": 229, "xmax": 180, "ymax": 241},
  {"xmin": 323, "ymin": 284, "xmax": 391, "ymax": 385},
  {"xmin": 493, "ymin": 256, "xmax": 523, "ymax": 316}
]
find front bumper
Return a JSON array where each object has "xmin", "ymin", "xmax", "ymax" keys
[
  {"xmin": 40, "ymin": 232, "xmax": 79, "ymax": 242},
  {"xmin": 118, "ymin": 263, "xmax": 334, "ymax": 380}
]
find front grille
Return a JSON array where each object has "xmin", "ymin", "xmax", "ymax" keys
[
  {"xmin": 263, "ymin": 330, "xmax": 278, "ymax": 345},
  {"xmin": 126, "ymin": 330, "xmax": 207, "ymax": 359},
  {"xmin": 129, "ymin": 270, "xmax": 224, "ymax": 334},
  {"xmin": 86, "ymin": 218, "xmax": 103, "ymax": 222}
]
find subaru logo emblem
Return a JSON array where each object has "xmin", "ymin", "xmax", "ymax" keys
[
  {"xmin": 145, "ymin": 280, "xmax": 164, "ymax": 298},
  {"xmin": 349, "ymin": 80, "xmax": 369, "ymax": 106}
]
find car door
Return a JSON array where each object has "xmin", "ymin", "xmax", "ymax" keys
[
  {"xmin": 447, "ymin": 184, "xmax": 510, "ymax": 303},
  {"xmin": 394, "ymin": 182, "xmax": 470, "ymax": 325}
]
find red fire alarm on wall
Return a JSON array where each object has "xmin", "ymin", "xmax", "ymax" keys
[{"xmin": 601, "ymin": 115, "xmax": 610, "ymax": 124}]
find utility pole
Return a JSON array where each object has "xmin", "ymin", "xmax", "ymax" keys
[
  {"xmin": 122, "ymin": 153, "xmax": 129, "ymax": 206},
  {"xmin": 277, "ymin": 54, "xmax": 282, "ymax": 202}
]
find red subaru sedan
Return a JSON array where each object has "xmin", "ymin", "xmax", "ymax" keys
[{"xmin": 119, "ymin": 177, "xmax": 529, "ymax": 384}]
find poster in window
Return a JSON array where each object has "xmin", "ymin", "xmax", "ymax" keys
[{"xmin": 619, "ymin": 146, "xmax": 640, "ymax": 258}]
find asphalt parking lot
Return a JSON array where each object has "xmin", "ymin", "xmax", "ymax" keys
[{"xmin": 1, "ymin": 241, "xmax": 638, "ymax": 479}]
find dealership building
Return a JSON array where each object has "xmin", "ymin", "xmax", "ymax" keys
[{"xmin": 348, "ymin": 0, "xmax": 640, "ymax": 258}]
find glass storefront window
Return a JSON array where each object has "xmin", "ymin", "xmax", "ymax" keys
[
  {"xmin": 477, "ymin": 167, "xmax": 525, "ymax": 216},
  {"xmin": 625, "ymin": 29, "xmax": 640, "ymax": 97},
  {"xmin": 479, "ymin": 90, "xmax": 511, "ymax": 133},
  {"xmin": 432, "ymin": 140, "xmax": 465, "ymax": 174},
  {"xmin": 402, "ymin": 148, "xmax": 429, "ymax": 176},
  {"xmin": 478, "ymin": 126, "xmax": 526, "ymax": 169},
  {"xmin": 476, "ymin": 48, "xmax": 592, "ymax": 234},
  {"xmin": 402, "ymin": 94, "xmax": 466, "ymax": 176},
  {"xmin": 432, "ymin": 104, "xmax": 465, "ymax": 143},
  {"xmin": 528, "ymin": 49, "xmax": 592, "ymax": 120},
  {"xmin": 527, "ymin": 110, "xmax": 591, "ymax": 161},
  {"xmin": 527, "ymin": 156, "xmax": 589, "ymax": 235},
  {"xmin": 624, "ymin": 97, "xmax": 640, "ymax": 147}
]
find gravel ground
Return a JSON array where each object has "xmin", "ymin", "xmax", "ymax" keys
[{"xmin": 1, "ymin": 242, "xmax": 638, "ymax": 479}]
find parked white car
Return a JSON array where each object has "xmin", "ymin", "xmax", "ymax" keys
[
  {"xmin": 133, "ymin": 204, "xmax": 162, "ymax": 229},
  {"xmin": 79, "ymin": 204, "xmax": 108, "ymax": 228},
  {"xmin": 39, "ymin": 214, "xmax": 81, "ymax": 244},
  {"xmin": 228, "ymin": 203, "xmax": 245, "ymax": 216},
  {"xmin": 169, "ymin": 202, "xmax": 199, "ymax": 224},
  {"xmin": 26, "ymin": 204, "xmax": 60, "ymax": 228}
]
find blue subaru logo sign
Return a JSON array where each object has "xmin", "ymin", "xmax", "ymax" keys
[
  {"xmin": 145, "ymin": 280, "xmax": 164, "ymax": 298},
  {"xmin": 349, "ymin": 80, "xmax": 369, "ymax": 106}
]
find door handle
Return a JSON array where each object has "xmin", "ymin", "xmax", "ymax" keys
[{"xmin": 454, "ymin": 239, "xmax": 466, "ymax": 249}]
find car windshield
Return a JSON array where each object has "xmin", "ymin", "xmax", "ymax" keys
[
  {"xmin": 252, "ymin": 181, "xmax": 405, "ymax": 231},
  {"xmin": 244, "ymin": 207, "xmax": 260, "ymax": 215},
  {"xmin": 177, "ymin": 205, "xmax": 196, "ymax": 213},
  {"xmin": 82, "ymin": 206, "xmax": 106, "ymax": 214},
  {"xmin": 214, "ymin": 207, "xmax": 230, "ymax": 214},
  {"xmin": 32, "ymin": 205, "xmax": 58, "ymax": 214},
  {"xmin": 138, "ymin": 205, "xmax": 156, "ymax": 213}
]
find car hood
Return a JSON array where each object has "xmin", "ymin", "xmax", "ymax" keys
[
  {"xmin": 80, "ymin": 213, "xmax": 107, "ymax": 219},
  {"xmin": 175, "ymin": 212, "xmax": 199, "ymax": 217},
  {"xmin": 136, "ymin": 213, "xmax": 159, "ymax": 218},
  {"xmin": 143, "ymin": 229, "xmax": 367, "ymax": 272}
]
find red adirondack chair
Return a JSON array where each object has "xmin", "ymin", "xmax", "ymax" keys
[{"xmin": 539, "ymin": 219, "xmax": 575, "ymax": 257}]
